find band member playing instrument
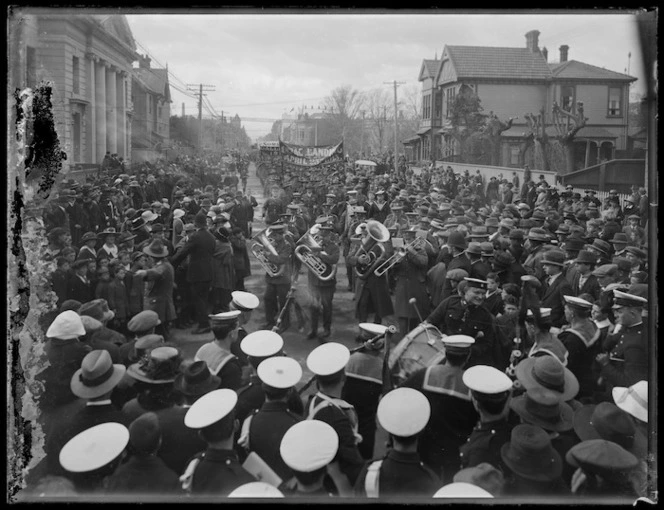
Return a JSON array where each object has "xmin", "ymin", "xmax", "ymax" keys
[
  {"xmin": 260, "ymin": 224, "xmax": 293, "ymax": 332},
  {"xmin": 384, "ymin": 200, "xmax": 409, "ymax": 238},
  {"xmin": 306, "ymin": 223, "xmax": 340, "ymax": 342}
]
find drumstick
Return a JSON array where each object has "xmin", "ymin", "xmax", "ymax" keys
[{"xmin": 409, "ymin": 298, "xmax": 434, "ymax": 346}]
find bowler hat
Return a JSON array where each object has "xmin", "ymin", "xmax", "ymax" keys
[
  {"xmin": 574, "ymin": 250, "xmax": 597, "ymax": 265},
  {"xmin": 610, "ymin": 232, "xmax": 629, "ymax": 245},
  {"xmin": 70, "ymin": 350, "xmax": 126, "ymax": 399},
  {"xmin": 492, "ymin": 251, "xmax": 515, "ymax": 270},
  {"xmin": 78, "ymin": 299, "xmax": 115, "ymax": 323},
  {"xmin": 563, "ymin": 237, "xmax": 585, "ymax": 252},
  {"xmin": 173, "ymin": 360, "xmax": 221, "ymax": 396},
  {"xmin": 448, "ymin": 231, "xmax": 467, "ymax": 250},
  {"xmin": 500, "ymin": 424, "xmax": 562, "ymax": 482},
  {"xmin": 541, "ymin": 249, "xmax": 565, "ymax": 267}
]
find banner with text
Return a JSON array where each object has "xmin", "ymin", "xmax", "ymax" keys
[{"xmin": 279, "ymin": 140, "xmax": 344, "ymax": 167}]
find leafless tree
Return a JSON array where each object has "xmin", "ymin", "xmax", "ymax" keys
[{"xmin": 552, "ymin": 100, "xmax": 587, "ymax": 174}]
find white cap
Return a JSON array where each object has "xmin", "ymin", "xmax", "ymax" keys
[
  {"xmin": 442, "ymin": 334, "xmax": 475, "ymax": 348},
  {"xmin": 206, "ymin": 210, "xmax": 217, "ymax": 218},
  {"xmin": 240, "ymin": 331, "xmax": 284, "ymax": 358},
  {"xmin": 208, "ymin": 310, "xmax": 242, "ymax": 322},
  {"xmin": 613, "ymin": 380, "xmax": 648, "ymax": 423},
  {"xmin": 46, "ymin": 310, "xmax": 86, "ymax": 339},
  {"xmin": 173, "ymin": 208, "xmax": 185, "ymax": 219},
  {"xmin": 257, "ymin": 356, "xmax": 302, "ymax": 389},
  {"xmin": 231, "ymin": 291, "xmax": 260, "ymax": 311},
  {"xmin": 526, "ymin": 308, "xmax": 552, "ymax": 318},
  {"xmin": 141, "ymin": 210, "xmax": 158, "ymax": 222},
  {"xmin": 306, "ymin": 342, "xmax": 350, "ymax": 376},
  {"xmin": 354, "ymin": 222, "xmax": 367, "ymax": 235},
  {"xmin": 79, "ymin": 315, "xmax": 103, "ymax": 333},
  {"xmin": 463, "ymin": 365, "xmax": 513, "ymax": 394},
  {"xmin": 184, "ymin": 388, "xmax": 238, "ymax": 429},
  {"xmin": 280, "ymin": 420, "xmax": 339, "ymax": 472},
  {"xmin": 59, "ymin": 422, "xmax": 129, "ymax": 473},
  {"xmin": 228, "ymin": 482, "xmax": 284, "ymax": 498},
  {"xmin": 433, "ymin": 482, "xmax": 493, "ymax": 498},
  {"xmin": 563, "ymin": 295, "xmax": 593, "ymax": 309},
  {"xmin": 377, "ymin": 388, "xmax": 431, "ymax": 437},
  {"xmin": 359, "ymin": 323, "xmax": 388, "ymax": 336}
]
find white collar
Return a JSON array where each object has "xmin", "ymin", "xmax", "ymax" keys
[
  {"xmin": 594, "ymin": 319, "xmax": 612, "ymax": 329},
  {"xmin": 86, "ymin": 399, "xmax": 112, "ymax": 406}
]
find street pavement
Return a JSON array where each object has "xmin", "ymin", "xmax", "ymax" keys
[{"xmin": 170, "ymin": 162, "xmax": 391, "ymax": 456}]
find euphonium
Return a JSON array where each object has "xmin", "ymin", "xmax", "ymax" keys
[
  {"xmin": 294, "ymin": 225, "xmax": 336, "ymax": 281},
  {"xmin": 374, "ymin": 235, "xmax": 426, "ymax": 277},
  {"xmin": 250, "ymin": 228, "xmax": 284, "ymax": 277},
  {"xmin": 355, "ymin": 220, "xmax": 391, "ymax": 280}
]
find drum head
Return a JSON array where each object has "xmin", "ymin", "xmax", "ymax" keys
[{"xmin": 359, "ymin": 323, "xmax": 388, "ymax": 336}]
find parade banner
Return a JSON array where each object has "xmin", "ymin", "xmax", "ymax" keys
[{"xmin": 279, "ymin": 140, "xmax": 344, "ymax": 167}]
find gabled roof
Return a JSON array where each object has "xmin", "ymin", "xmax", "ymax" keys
[
  {"xmin": 134, "ymin": 68, "xmax": 171, "ymax": 101},
  {"xmin": 92, "ymin": 15, "xmax": 136, "ymax": 51},
  {"xmin": 550, "ymin": 60, "xmax": 636, "ymax": 82},
  {"xmin": 419, "ymin": 59, "xmax": 441, "ymax": 81},
  {"xmin": 443, "ymin": 45, "xmax": 552, "ymax": 81}
]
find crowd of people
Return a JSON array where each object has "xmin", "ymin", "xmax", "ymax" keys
[{"xmin": 19, "ymin": 151, "xmax": 652, "ymax": 501}]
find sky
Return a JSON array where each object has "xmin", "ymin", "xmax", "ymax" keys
[{"xmin": 122, "ymin": 10, "xmax": 649, "ymax": 141}]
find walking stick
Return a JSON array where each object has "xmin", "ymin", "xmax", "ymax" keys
[
  {"xmin": 272, "ymin": 284, "xmax": 297, "ymax": 333},
  {"xmin": 381, "ymin": 325, "xmax": 396, "ymax": 395}
]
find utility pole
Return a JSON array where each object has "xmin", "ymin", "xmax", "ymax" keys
[
  {"xmin": 384, "ymin": 80, "xmax": 405, "ymax": 174},
  {"xmin": 360, "ymin": 110, "xmax": 366, "ymax": 157},
  {"xmin": 181, "ymin": 102, "xmax": 185, "ymax": 117},
  {"xmin": 186, "ymin": 83, "xmax": 215, "ymax": 153}
]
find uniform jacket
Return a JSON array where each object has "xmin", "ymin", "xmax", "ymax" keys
[
  {"xmin": 104, "ymin": 454, "xmax": 182, "ymax": 495},
  {"xmin": 558, "ymin": 321, "xmax": 601, "ymax": 399},
  {"xmin": 393, "ymin": 244, "xmax": 429, "ymax": 319},
  {"xmin": 170, "ymin": 228, "xmax": 216, "ymax": 283},
  {"xmin": 600, "ymin": 322, "xmax": 648, "ymax": 390},
  {"xmin": 307, "ymin": 236, "xmax": 340, "ymax": 288},
  {"xmin": 348, "ymin": 242, "xmax": 394, "ymax": 319},
  {"xmin": 235, "ymin": 374, "xmax": 303, "ymax": 425},
  {"xmin": 189, "ymin": 448, "xmax": 254, "ymax": 496},
  {"xmin": 459, "ymin": 418, "xmax": 513, "ymax": 471},
  {"xmin": 264, "ymin": 237, "xmax": 293, "ymax": 285},
  {"xmin": 156, "ymin": 405, "xmax": 208, "ymax": 476},
  {"xmin": 107, "ymin": 279, "xmax": 129, "ymax": 321},
  {"xmin": 426, "ymin": 262, "xmax": 447, "ymax": 309}
]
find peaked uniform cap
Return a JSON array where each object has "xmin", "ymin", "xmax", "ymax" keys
[
  {"xmin": 463, "ymin": 365, "xmax": 513, "ymax": 394},
  {"xmin": 184, "ymin": 388, "xmax": 238, "ymax": 429},
  {"xmin": 59, "ymin": 423, "xmax": 129, "ymax": 473},
  {"xmin": 257, "ymin": 356, "xmax": 302, "ymax": 389},
  {"xmin": 433, "ymin": 482, "xmax": 493, "ymax": 498},
  {"xmin": 612, "ymin": 289, "xmax": 647, "ymax": 308},
  {"xmin": 377, "ymin": 388, "xmax": 431, "ymax": 437},
  {"xmin": 307, "ymin": 342, "xmax": 351, "ymax": 376},
  {"xmin": 240, "ymin": 330, "xmax": 284, "ymax": 358},
  {"xmin": 230, "ymin": 291, "xmax": 260, "ymax": 311},
  {"xmin": 280, "ymin": 420, "xmax": 339, "ymax": 473}
]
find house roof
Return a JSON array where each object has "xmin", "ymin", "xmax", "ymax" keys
[
  {"xmin": 628, "ymin": 127, "xmax": 647, "ymax": 138},
  {"xmin": 92, "ymin": 15, "xmax": 136, "ymax": 51},
  {"xmin": 549, "ymin": 60, "xmax": 636, "ymax": 82},
  {"xmin": 499, "ymin": 125, "xmax": 617, "ymax": 139},
  {"xmin": 419, "ymin": 59, "xmax": 441, "ymax": 81},
  {"xmin": 443, "ymin": 45, "xmax": 552, "ymax": 81},
  {"xmin": 134, "ymin": 68, "xmax": 171, "ymax": 101}
]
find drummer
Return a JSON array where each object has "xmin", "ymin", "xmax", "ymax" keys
[
  {"xmin": 401, "ymin": 335, "xmax": 479, "ymax": 484},
  {"xmin": 342, "ymin": 323, "xmax": 389, "ymax": 460}
]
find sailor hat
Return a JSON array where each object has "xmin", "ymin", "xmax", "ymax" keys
[
  {"xmin": 433, "ymin": 482, "xmax": 493, "ymax": 498},
  {"xmin": 257, "ymin": 356, "xmax": 302, "ymax": 389},
  {"xmin": 230, "ymin": 291, "xmax": 259, "ymax": 312},
  {"xmin": 306, "ymin": 342, "xmax": 350, "ymax": 376},
  {"xmin": 59, "ymin": 422, "xmax": 129, "ymax": 474},
  {"xmin": 526, "ymin": 307, "xmax": 552, "ymax": 318},
  {"xmin": 228, "ymin": 482, "xmax": 284, "ymax": 498},
  {"xmin": 240, "ymin": 330, "xmax": 284, "ymax": 358},
  {"xmin": 280, "ymin": 420, "xmax": 339, "ymax": 473},
  {"xmin": 463, "ymin": 365, "xmax": 513, "ymax": 395},
  {"xmin": 377, "ymin": 388, "xmax": 431, "ymax": 437},
  {"xmin": 563, "ymin": 295, "xmax": 593, "ymax": 310},
  {"xmin": 184, "ymin": 388, "xmax": 238, "ymax": 429},
  {"xmin": 208, "ymin": 310, "xmax": 242, "ymax": 323}
]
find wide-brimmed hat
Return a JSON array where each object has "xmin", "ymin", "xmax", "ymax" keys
[
  {"xmin": 99, "ymin": 227, "xmax": 117, "ymax": 238},
  {"xmin": 173, "ymin": 360, "xmax": 221, "ymax": 396},
  {"xmin": 143, "ymin": 239, "xmax": 169, "ymax": 258},
  {"xmin": 500, "ymin": 424, "xmax": 562, "ymax": 482},
  {"xmin": 515, "ymin": 356, "xmax": 579, "ymax": 401},
  {"xmin": 510, "ymin": 387, "xmax": 574, "ymax": 432},
  {"xmin": 70, "ymin": 350, "xmax": 126, "ymax": 399},
  {"xmin": 127, "ymin": 346, "xmax": 182, "ymax": 384},
  {"xmin": 589, "ymin": 239, "xmax": 611, "ymax": 256},
  {"xmin": 80, "ymin": 232, "xmax": 98, "ymax": 243},
  {"xmin": 612, "ymin": 381, "xmax": 648, "ymax": 423},
  {"xmin": 573, "ymin": 402, "xmax": 647, "ymax": 458},
  {"xmin": 78, "ymin": 299, "xmax": 115, "ymax": 323},
  {"xmin": 565, "ymin": 440, "xmax": 638, "ymax": 478}
]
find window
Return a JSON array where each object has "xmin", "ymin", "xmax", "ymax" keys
[
  {"xmin": 561, "ymin": 85, "xmax": 575, "ymax": 111},
  {"xmin": 510, "ymin": 146, "xmax": 520, "ymax": 166},
  {"xmin": 148, "ymin": 96, "xmax": 152, "ymax": 114},
  {"xmin": 26, "ymin": 46, "xmax": 37, "ymax": 87},
  {"xmin": 422, "ymin": 94, "xmax": 431, "ymax": 120},
  {"xmin": 72, "ymin": 56, "xmax": 80, "ymax": 94},
  {"xmin": 434, "ymin": 90, "xmax": 442, "ymax": 119},
  {"xmin": 608, "ymin": 87, "xmax": 622, "ymax": 117},
  {"xmin": 445, "ymin": 88, "xmax": 456, "ymax": 118}
]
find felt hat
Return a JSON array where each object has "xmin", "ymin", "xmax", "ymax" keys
[
  {"xmin": 184, "ymin": 388, "xmax": 238, "ymax": 429},
  {"xmin": 480, "ymin": 242, "xmax": 494, "ymax": 256},
  {"xmin": 128, "ymin": 412, "xmax": 161, "ymax": 454},
  {"xmin": 433, "ymin": 483, "xmax": 493, "ymax": 498},
  {"xmin": 228, "ymin": 482, "xmax": 284, "ymax": 498},
  {"xmin": 541, "ymin": 249, "xmax": 566, "ymax": 267},
  {"xmin": 610, "ymin": 232, "xmax": 629, "ymax": 245},
  {"xmin": 574, "ymin": 250, "xmax": 597, "ymax": 265},
  {"xmin": 280, "ymin": 420, "xmax": 339, "ymax": 473},
  {"xmin": 59, "ymin": 423, "xmax": 129, "ymax": 474},
  {"xmin": 134, "ymin": 334, "xmax": 164, "ymax": 352},
  {"xmin": 257, "ymin": 356, "xmax": 302, "ymax": 389},
  {"xmin": 510, "ymin": 387, "xmax": 574, "ymax": 432},
  {"xmin": 466, "ymin": 242, "xmax": 483, "ymax": 256},
  {"xmin": 70, "ymin": 350, "xmax": 126, "ymax": 399},
  {"xmin": 527, "ymin": 228, "xmax": 549, "ymax": 242},
  {"xmin": 377, "ymin": 388, "xmax": 431, "ymax": 437},
  {"xmin": 564, "ymin": 237, "xmax": 586, "ymax": 252},
  {"xmin": 80, "ymin": 232, "xmax": 98, "ymax": 243},
  {"xmin": 173, "ymin": 360, "xmax": 221, "ymax": 397},
  {"xmin": 592, "ymin": 263, "xmax": 618, "ymax": 277},
  {"xmin": 515, "ymin": 356, "xmax": 579, "ymax": 401},
  {"xmin": 589, "ymin": 239, "xmax": 611, "ymax": 256},
  {"xmin": 78, "ymin": 299, "xmax": 115, "ymax": 323},
  {"xmin": 625, "ymin": 246, "xmax": 646, "ymax": 259},
  {"xmin": 500, "ymin": 424, "xmax": 562, "ymax": 482},
  {"xmin": 240, "ymin": 330, "xmax": 284, "ymax": 358},
  {"xmin": 143, "ymin": 239, "xmax": 169, "ymax": 258},
  {"xmin": 453, "ymin": 463, "xmax": 504, "ymax": 497},
  {"xmin": 447, "ymin": 231, "xmax": 467, "ymax": 250},
  {"xmin": 613, "ymin": 381, "xmax": 648, "ymax": 423},
  {"xmin": 307, "ymin": 342, "xmax": 350, "ymax": 376},
  {"xmin": 150, "ymin": 223, "xmax": 164, "ymax": 233},
  {"xmin": 565, "ymin": 440, "xmax": 638, "ymax": 477},
  {"xmin": 127, "ymin": 310, "xmax": 161, "ymax": 332},
  {"xmin": 126, "ymin": 346, "xmax": 182, "ymax": 384},
  {"xmin": 46, "ymin": 310, "xmax": 86, "ymax": 339},
  {"xmin": 445, "ymin": 268, "xmax": 469, "ymax": 282}
]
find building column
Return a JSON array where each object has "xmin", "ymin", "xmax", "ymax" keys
[
  {"xmin": 86, "ymin": 53, "xmax": 97, "ymax": 163},
  {"xmin": 585, "ymin": 140, "xmax": 591, "ymax": 168},
  {"xmin": 116, "ymin": 71, "xmax": 127, "ymax": 159},
  {"xmin": 94, "ymin": 59, "xmax": 107, "ymax": 163},
  {"xmin": 106, "ymin": 64, "xmax": 117, "ymax": 153}
]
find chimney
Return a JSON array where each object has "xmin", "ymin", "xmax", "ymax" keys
[
  {"xmin": 525, "ymin": 30, "xmax": 540, "ymax": 52},
  {"xmin": 542, "ymin": 46, "xmax": 548, "ymax": 62},
  {"xmin": 559, "ymin": 45, "xmax": 569, "ymax": 62},
  {"xmin": 139, "ymin": 54, "xmax": 151, "ymax": 69}
]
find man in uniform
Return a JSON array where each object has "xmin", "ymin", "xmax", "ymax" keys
[
  {"xmin": 228, "ymin": 291, "xmax": 260, "ymax": 372},
  {"xmin": 262, "ymin": 187, "xmax": 285, "ymax": 225},
  {"xmin": 306, "ymin": 342, "xmax": 365, "ymax": 485},
  {"xmin": 438, "ymin": 232, "xmax": 471, "ymax": 303},
  {"xmin": 459, "ymin": 365, "xmax": 514, "ymax": 471},
  {"xmin": 522, "ymin": 227, "xmax": 550, "ymax": 282},
  {"xmin": 426, "ymin": 278, "xmax": 499, "ymax": 368},
  {"xmin": 384, "ymin": 199, "xmax": 408, "ymax": 237},
  {"xmin": 306, "ymin": 222, "xmax": 340, "ymax": 341},
  {"xmin": 181, "ymin": 389, "xmax": 254, "ymax": 495},
  {"xmin": 596, "ymin": 290, "xmax": 648, "ymax": 393},
  {"xmin": 260, "ymin": 223, "xmax": 293, "ymax": 332},
  {"xmin": 353, "ymin": 388, "xmax": 441, "ymax": 497},
  {"xmin": 194, "ymin": 310, "xmax": 243, "ymax": 391},
  {"xmin": 401, "ymin": 335, "xmax": 479, "ymax": 483}
]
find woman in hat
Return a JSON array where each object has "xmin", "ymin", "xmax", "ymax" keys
[
  {"xmin": 210, "ymin": 226, "xmax": 235, "ymax": 314},
  {"xmin": 45, "ymin": 227, "xmax": 69, "ymax": 261},
  {"xmin": 67, "ymin": 258, "xmax": 95, "ymax": 304},
  {"xmin": 96, "ymin": 228, "xmax": 119, "ymax": 261},
  {"xmin": 77, "ymin": 232, "xmax": 98, "ymax": 261}
]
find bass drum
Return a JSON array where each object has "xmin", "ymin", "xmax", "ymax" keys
[{"xmin": 388, "ymin": 323, "xmax": 446, "ymax": 385}]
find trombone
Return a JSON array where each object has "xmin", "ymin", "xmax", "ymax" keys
[
  {"xmin": 374, "ymin": 235, "xmax": 426, "ymax": 277},
  {"xmin": 354, "ymin": 220, "xmax": 391, "ymax": 280}
]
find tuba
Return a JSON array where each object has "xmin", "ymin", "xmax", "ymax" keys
[
  {"xmin": 294, "ymin": 225, "xmax": 336, "ymax": 281},
  {"xmin": 374, "ymin": 235, "xmax": 426, "ymax": 277},
  {"xmin": 251, "ymin": 228, "xmax": 285, "ymax": 277},
  {"xmin": 355, "ymin": 220, "xmax": 391, "ymax": 280}
]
